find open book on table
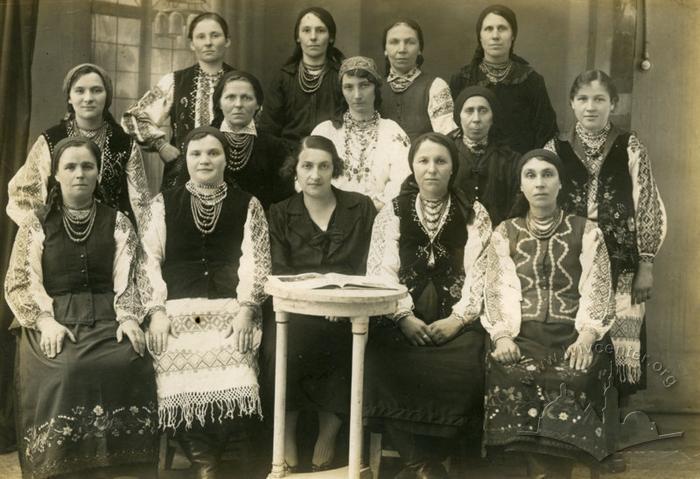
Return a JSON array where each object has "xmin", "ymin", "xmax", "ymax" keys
[{"xmin": 268, "ymin": 273, "xmax": 400, "ymax": 291}]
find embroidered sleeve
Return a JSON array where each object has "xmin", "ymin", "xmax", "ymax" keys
[
  {"xmin": 4, "ymin": 217, "xmax": 53, "ymax": 329},
  {"xmin": 452, "ymin": 201, "xmax": 492, "ymax": 322},
  {"xmin": 125, "ymin": 141, "xmax": 153, "ymax": 233},
  {"xmin": 576, "ymin": 221, "xmax": 614, "ymax": 339},
  {"xmin": 367, "ymin": 204, "xmax": 413, "ymax": 318},
  {"xmin": 482, "ymin": 222, "xmax": 522, "ymax": 340},
  {"xmin": 113, "ymin": 212, "xmax": 143, "ymax": 323},
  {"xmin": 627, "ymin": 134, "xmax": 667, "ymax": 262},
  {"xmin": 236, "ymin": 197, "xmax": 271, "ymax": 308},
  {"xmin": 6, "ymin": 135, "xmax": 51, "ymax": 225},
  {"xmin": 139, "ymin": 194, "xmax": 168, "ymax": 313},
  {"xmin": 382, "ymin": 125, "xmax": 412, "ymax": 205},
  {"xmin": 427, "ymin": 77, "xmax": 459, "ymax": 136},
  {"xmin": 120, "ymin": 73, "xmax": 174, "ymax": 149}
]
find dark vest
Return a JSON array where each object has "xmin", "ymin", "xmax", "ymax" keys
[
  {"xmin": 162, "ymin": 185, "xmax": 251, "ymax": 300},
  {"xmin": 556, "ymin": 132, "xmax": 638, "ymax": 281},
  {"xmin": 380, "ymin": 73, "xmax": 434, "ymax": 142},
  {"xmin": 394, "ymin": 192, "xmax": 467, "ymax": 321},
  {"xmin": 43, "ymin": 121, "xmax": 136, "ymax": 225},
  {"xmin": 41, "ymin": 203, "xmax": 117, "ymax": 324}
]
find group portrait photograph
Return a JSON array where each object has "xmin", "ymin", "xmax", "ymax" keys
[{"xmin": 0, "ymin": 0, "xmax": 698, "ymax": 478}]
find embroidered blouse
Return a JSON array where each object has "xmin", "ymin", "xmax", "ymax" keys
[
  {"xmin": 5, "ymin": 211, "xmax": 144, "ymax": 329},
  {"xmin": 545, "ymin": 130, "xmax": 667, "ymax": 264},
  {"xmin": 311, "ymin": 116, "xmax": 411, "ymax": 206},
  {"xmin": 367, "ymin": 197, "xmax": 491, "ymax": 322},
  {"xmin": 482, "ymin": 215, "xmax": 614, "ymax": 342},
  {"xmin": 7, "ymin": 125, "xmax": 151, "ymax": 233},
  {"xmin": 139, "ymin": 192, "xmax": 271, "ymax": 312}
]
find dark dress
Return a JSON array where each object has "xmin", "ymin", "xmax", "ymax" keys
[
  {"xmin": 450, "ymin": 59, "xmax": 557, "ymax": 154},
  {"xmin": 452, "ymin": 137, "xmax": 520, "ymax": 227},
  {"xmin": 264, "ymin": 189, "xmax": 377, "ymax": 413},
  {"xmin": 364, "ymin": 193, "xmax": 490, "ymax": 458},
  {"xmin": 7, "ymin": 204, "xmax": 158, "ymax": 479},
  {"xmin": 258, "ymin": 62, "xmax": 341, "ymax": 152}
]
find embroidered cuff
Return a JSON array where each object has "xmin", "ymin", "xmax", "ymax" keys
[
  {"xmin": 391, "ymin": 310, "xmax": 412, "ymax": 325},
  {"xmin": 490, "ymin": 330, "xmax": 515, "ymax": 344},
  {"xmin": 638, "ymin": 254, "xmax": 655, "ymax": 264}
]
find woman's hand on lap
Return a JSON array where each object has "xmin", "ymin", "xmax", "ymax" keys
[
  {"xmin": 565, "ymin": 330, "xmax": 597, "ymax": 371},
  {"xmin": 427, "ymin": 315, "xmax": 463, "ymax": 345},
  {"xmin": 146, "ymin": 310, "xmax": 175, "ymax": 355},
  {"xmin": 37, "ymin": 317, "xmax": 76, "ymax": 358},
  {"xmin": 227, "ymin": 306, "xmax": 256, "ymax": 353},
  {"xmin": 117, "ymin": 319, "xmax": 146, "ymax": 357},
  {"xmin": 491, "ymin": 337, "xmax": 521, "ymax": 365},
  {"xmin": 398, "ymin": 314, "xmax": 435, "ymax": 347}
]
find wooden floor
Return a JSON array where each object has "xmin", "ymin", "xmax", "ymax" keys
[{"xmin": 1, "ymin": 413, "xmax": 698, "ymax": 478}]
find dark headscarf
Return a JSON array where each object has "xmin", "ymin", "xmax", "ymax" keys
[
  {"xmin": 509, "ymin": 148, "xmax": 565, "ymax": 218},
  {"xmin": 453, "ymin": 85, "xmax": 503, "ymax": 142},
  {"xmin": 211, "ymin": 70, "xmax": 265, "ymax": 127},
  {"xmin": 62, "ymin": 63, "xmax": 117, "ymax": 124},
  {"xmin": 285, "ymin": 7, "xmax": 344, "ymax": 66},
  {"xmin": 399, "ymin": 132, "xmax": 474, "ymax": 222}
]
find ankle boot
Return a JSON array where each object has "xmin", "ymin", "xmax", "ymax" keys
[{"xmin": 178, "ymin": 431, "xmax": 220, "ymax": 479}]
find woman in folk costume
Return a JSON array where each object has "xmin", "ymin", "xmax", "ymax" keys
[
  {"xmin": 545, "ymin": 70, "xmax": 667, "ymax": 394},
  {"xmin": 7, "ymin": 63, "xmax": 151, "ymax": 232},
  {"xmin": 5, "ymin": 137, "xmax": 159, "ymax": 479},
  {"xmin": 122, "ymin": 12, "xmax": 234, "ymax": 190},
  {"xmin": 140, "ymin": 126, "xmax": 271, "ymax": 478}
]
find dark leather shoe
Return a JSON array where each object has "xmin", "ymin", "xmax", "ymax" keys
[{"xmin": 178, "ymin": 432, "xmax": 219, "ymax": 479}]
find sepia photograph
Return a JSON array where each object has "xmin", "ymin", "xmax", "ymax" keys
[{"xmin": 0, "ymin": 0, "xmax": 698, "ymax": 477}]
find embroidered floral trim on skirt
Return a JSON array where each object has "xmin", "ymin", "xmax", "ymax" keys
[{"xmin": 15, "ymin": 319, "xmax": 158, "ymax": 479}]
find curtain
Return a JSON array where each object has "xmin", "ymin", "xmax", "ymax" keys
[{"xmin": 0, "ymin": 0, "xmax": 40, "ymax": 451}]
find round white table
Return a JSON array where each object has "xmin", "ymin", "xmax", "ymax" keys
[{"xmin": 265, "ymin": 279, "xmax": 407, "ymax": 479}]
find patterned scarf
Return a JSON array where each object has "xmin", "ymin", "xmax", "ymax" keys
[{"xmin": 387, "ymin": 67, "xmax": 421, "ymax": 93}]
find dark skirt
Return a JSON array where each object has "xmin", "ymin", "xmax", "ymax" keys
[
  {"xmin": 483, "ymin": 321, "xmax": 616, "ymax": 462},
  {"xmin": 262, "ymin": 311, "xmax": 352, "ymax": 415},
  {"xmin": 363, "ymin": 320, "xmax": 486, "ymax": 437},
  {"xmin": 15, "ymin": 319, "xmax": 159, "ymax": 479}
]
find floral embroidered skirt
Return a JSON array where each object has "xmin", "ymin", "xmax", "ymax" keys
[
  {"xmin": 15, "ymin": 319, "xmax": 158, "ymax": 479},
  {"xmin": 153, "ymin": 298, "xmax": 262, "ymax": 431},
  {"xmin": 363, "ymin": 321, "xmax": 486, "ymax": 437},
  {"xmin": 483, "ymin": 321, "xmax": 616, "ymax": 462}
]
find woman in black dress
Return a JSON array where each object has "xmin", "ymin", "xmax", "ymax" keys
[
  {"xmin": 267, "ymin": 136, "xmax": 376, "ymax": 472},
  {"xmin": 5, "ymin": 137, "xmax": 158, "ymax": 479}
]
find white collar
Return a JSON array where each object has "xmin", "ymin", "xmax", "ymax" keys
[{"xmin": 221, "ymin": 119, "xmax": 257, "ymax": 136}]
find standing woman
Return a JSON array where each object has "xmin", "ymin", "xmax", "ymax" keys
[
  {"xmin": 482, "ymin": 149, "xmax": 615, "ymax": 477},
  {"xmin": 312, "ymin": 56, "xmax": 411, "ymax": 211},
  {"xmin": 208, "ymin": 70, "xmax": 295, "ymax": 210},
  {"xmin": 140, "ymin": 126, "xmax": 271, "ymax": 478},
  {"xmin": 8, "ymin": 64, "xmax": 151, "ymax": 232},
  {"xmin": 545, "ymin": 70, "xmax": 667, "ymax": 393},
  {"xmin": 380, "ymin": 19, "xmax": 458, "ymax": 141},
  {"xmin": 452, "ymin": 85, "xmax": 520, "ymax": 227},
  {"xmin": 122, "ymin": 12, "xmax": 234, "ymax": 190},
  {"xmin": 449, "ymin": 4, "xmax": 557, "ymax": 154},
  {"xmin": 364, "ymin": 133, "xmax": 491, "ymax": 478},
  {"xmin": 267, "ymin": 136, "xmax": 377, "ymax": 472},
  {"xmin": 259, "ymin": 7, "xmax": 344, "ymax": 151},
  {"xmin": 5, "ymin": 137, "xmax": 159, "ymax": 479}
]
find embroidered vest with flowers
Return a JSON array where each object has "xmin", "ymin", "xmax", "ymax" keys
[{"xmin": 556, "ymin": 132, "xmax": 637, "ymax": 282}]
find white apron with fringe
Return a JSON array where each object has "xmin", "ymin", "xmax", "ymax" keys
[{"xmin": 152, "ymin": 297, "xmax": 262, "ymax": 430}]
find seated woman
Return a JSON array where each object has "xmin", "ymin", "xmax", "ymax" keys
[
  {"xmin": 5, "ymin": 137, "xmax": 158, "ymax": 479},
  {"xmin": 482, "ymin": 149, "xmax": 615, "ymax": 478},
  {"xmin": 122, "ymin": 12, "xmax": 234, "ymax": 190},
  {"xmin": 545, "ymin": 70, "xmax": 666, "ymax": 394},
  {"xmin": 452, "ymin": 85, "xmax": 520, "ymax": 227},
  {"xmin": 365, "ymin": 132, "xmax": 491, "ymax": 479},
  {"xmin": 267, "ymin": 136, "xmax": 377, "ymax": 472},
  {"xmin": 449, "ymin": 4, "xmax": 557, "ymax": 154},
  {"xmin": 141, "ymin": 126, "xmax": 270, "ymax": 478},
  {"xmin": 312, "ymin": 56, "xmax": 411, "ymax": 210},
  {"xmin": 259, "ymin": 7, "xmax": 344, "ymax": 152},
  {"xmin": 379, "ymin": 19, "xmax": 458, "ymax": 141},
  {"xmin": 8, "ymin": 63, "xmax": 151, "ymax": 232},
  {"xmin": 207, "ymin": 70, "xmax": 295, "ymax": 209}
]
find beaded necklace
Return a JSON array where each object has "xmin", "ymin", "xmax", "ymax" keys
[
  {"xmin": 223, "ymin": 132, "xmax": 255, "ymax": 173},
  {"xmin": 67, "ymin": 119, "xmax": 109, "ymax": 152},
  {"xmin": 479, "ymin": 59, "xmax": 513, "ymax": 84},
  {"xmin": 526, "ymin": 208, "xmax": 563, "ymax": 240},
  {"xmin": 298, "ymin": 61, "xmax": 328, "ymax": 94},
  {"xmin": 417, "ymin": 194, "xmax": 450, "ymax": 268},
  {"xmin": 575, "ymin": 121, "xmax": 611, "ymax": 159},
  {"xmin": 186, "ymin": 180, "xmax": 228, "ymax": 234},
  {"xmin": 62, "ymin": 202, "xmax": 97, "ymax": 243},
  {"xmin": 342, "ymin": 111, "xmax": 380, "ymax": 185}
]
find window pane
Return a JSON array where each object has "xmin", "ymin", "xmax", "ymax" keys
[
  {"xmin": 117, "ymin": 17, "xmax": 141, "ymax": 46},
  {"xmin": 116, "ymin": 72, "xmax": 139, "ymax": 98},
  {"xmin": 94, "ymin": 42, "xmax": 117, "ymax": 71},
  {"xmin": 117, "ymin": 45, "xmax": 140, "ymax": 72},
  {"xmin": 94, "ymin": 14, "xmax": 117, "ymax": 43}
]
